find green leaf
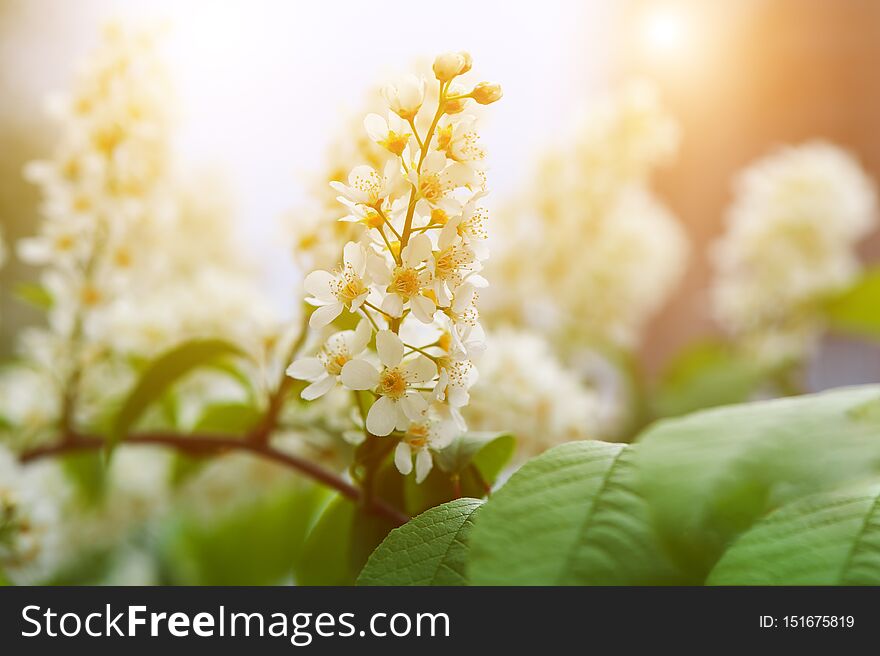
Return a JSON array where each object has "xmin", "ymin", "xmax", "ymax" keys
[
  {"xmin": 708, "ymin": 484, "xmax": 880, "ymax": 585},
  {"xmin": 358, "ymin": 498, "xmax": 482, "ymax": 586},
  {"xmin": 109, "ymin": 339, "xmax": 245, "ymax": 451},
  {"xmin": 160, "ymin": 484, "xmax": 329, "ymax": 585},
  {"xmin": 652, "ymin": 340, "xmax": 767, "ymax": 418},
  {"xmin": 295, "ymin": 496, "xmax": 395, "ymax": 585},
  {"xmin": 636, "ymin": 385, "xmax": 880, "ymax": 580},
  {"xmin": 14, "ymin": 282, "xmax": 54, "ymax": 310},
  {"xmin": 402, "ymin": 431, "xmax": 514, "ymax": 517},
  {"xmin": 468, "ymin": 441, "xmax": 684, "ymax": 585},
  {"xmin": 436, "ymin": 432, "xmax": 515, "ymax": 482},
  {"xmin": 826, "ymin": 266, "xmax": 880, "ymax": 340},
  {"xmin": 193, "ymin": 402, "xmax": 261, "ymax": 435}
]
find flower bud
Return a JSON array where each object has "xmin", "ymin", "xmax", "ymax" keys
[
  {"xmin": 471, "ymin": 81, "xmax": 503, "ymax": 105},
  {"xmin": 433, "ymin": 51, "xmax": 471, "ymax": 82},
  {"xmin": 382, "ymin": 75, "xmax": 425, "ymax": 121},
  {"xmin": 444, "ymin": 83, "xmax": 469, "ymax": 114}
]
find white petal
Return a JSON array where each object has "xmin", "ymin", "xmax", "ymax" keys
[
  {"xmin": 376, "ymin": 330, "xmax": 404, "ymax": 368},
  {"xmin": 405, "ymin": 354, "xmax": 437, "ymax": 384},
  {"xmin": 403, "ymin": 233, "xmax": 432, "ymax": 266},
  {"xmin": 303, "ymin": 270, "xmax": 336, "ymax": 301},
  {"xmin": 309, "ymin": 303, "xmax": 343, "ymax": 329},
  {"xmin": 364, "ymin": 113, "xmax": 388, "ymax": 142},
  {"xmin": 410, "ymin": 294, "xmax": 436, "ymax": 323},
  {"xmin": 447, "ymin": 386, "xmax": 470, "ymax": 407},
  {"xmin": 340, "ymin": 359, "xmax": 380, "ymax": 390},
  {"xmin": 452, "ymin": 283, "xmax": 475, "ymax": 313},
  {"xmin": 366, "ymin": 253, "xmax": 392, "ymax": 285},
  {"xmin": 286, "ymin": 357, "xmax": 324, "ymax": 381},
  {"xmin": 415, "ymin": 448, "xmax": 433, "ymax": 484},
  {"xmin": 348, "ymin": 319, "xmax": 372, "ymax": 354},
  {"xmin": 343, "ymin": 241, "xmax": 366, "ymax": 276},
  {"xmin": 401, "ymin": 391, "xmax": 429, "ymax": 420},
  {"xmin": 366, "ymin": 396, "xmax": 398, "ymax": 436},
  {"xmin": 301, "ymin": 375, "xmax": 336, "ymax": 400},
  {"xmin": 394, "ymin": 441, "xmax": 413, "ymax": 475},
  {"xmin": 381, "ymin": 293, "xmax": 404, "ymax": 318},
  {"xmin": 438, "ymin": 218, "xmax": 461, "ymax": 250},
  {"xmin": 445, "ymin": 161, "xmax": 477, "ymax": 187},
  {"xmin": 422, "ymin": 151, "xmax": 447, "ymax": 174}
]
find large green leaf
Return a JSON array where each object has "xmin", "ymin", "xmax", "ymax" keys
[
  {"xmin": 358, "ymin": 498, "xmax": 482, "ymax": 586},
  {"xmin": 826, "ymin": 266, "xmax": 880, "ymax": 340},
  {"xmin": 708, "ymin": 484, "xmax": 880, "ymax": 585},
  {"xmin": 636, "ymin": 385, "xmax": 880, "ymax": 580},
  {"xmin": 160, "ymin": 484, "xmax": 328, "ymax": 585},
  {"xmin": 468, "ymin": 441, "xmax": 684, "ymax": 585},
  {"xmin": 109, "ymin": 339, "xmax": 245, "ymax": 450},
  {"xmin": 652, "ymin": 340, "xmax": 767, "ymax": 418}
]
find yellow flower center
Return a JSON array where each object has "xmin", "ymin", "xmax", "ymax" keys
[
  {"xmin": 332, "ymin": 266, "xmax": 366, "ymax": 304},
  {"xmin": 406, "ymin": 424, "xmax": 429, "ymax": 448},
  {"xmin": 380, "ymin": 131, "xmax": 410, "ymax": 157},
  {"xmin": 362, "ymin": 209, "xmax": 385, "ymax": 230},
  {"xmin": 55, "ymin": 235, "xmax": 76, "ymax": 252},
  {"xmin": 391, "ymin": 267, "xmax": 421, "ymax": 298},
  {"xmin": 81, "ymin": 285, "xmax": 103, "ymax": 307},
  {"xmin": 419, "ymin": 173, "xmax": 442, "ymax": 202},
  {"xmin": 379, "ymin": 368, "xmax": 407, "ymax": 399},
  {"xmin": 323, "ymin": 352, "xmax": 350, "ymax": 376},
  {"xmin": 430, "ymin": 208, "xmax": 448, "ymax": 226},
  {"xmin": 437, "ymin": 331, "xmax": 453, "ymax": 353},
  {"xmin": 436, "ymin": 124, "xmax": 453, "ymax": 152}
]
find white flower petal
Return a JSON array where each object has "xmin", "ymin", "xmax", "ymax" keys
[
  {"xmin": 366, "ymin": 396, "xmax": 398, "ymax": 436},
  {"xmin": 402, "ymin": 391, "xmax": 429, "ymax": 419},
  {"xmin": 415, "ymin": 448, "xmax": 433, "ymax": 483},
  {"xmin": 403, "ymin": 233, "xmax": 432, "ymax": 266},
  {"xmin": 301, "ymin": 374, "xmax": 336, "ymax": 400},
  {"xmin": 410, "ymin": 294, "xmax": 436, "ymax": 323},
  {"xmin": 367, "ymin": 253, "xmax": 392, "ymax": 285},
  {"xmin": 376, "ymin": 330, "xmax": 404, "ymax": 368},
  {"xmin": 364, "ymin": 113, "xmax": 388, "ymax": 142},
  {"xmin": 381, "ymin": 293, "xmax": 404, "ymax": 318},
  {"xmin": 286, "ymin": 357, "xmax": 324, "ymax": 381},
  {"xmin": 405, "ymin": 354, "xmax": 437, "ymax": 384},
  {"xmin": 348, "ymin": 319, "xmax": 372, "ymax": 355},
  {"xmin": 422, "ymin": 151, "xmax": 447, "ymax": 175},
  {"xmin": 394, "ymin": 441, "xmax": 413, "ymax": 475},
  {"xmin": 343, "ymin": 241, "xmax": 366, "ymax": 276},
  {"xmin": 340, "ymin": 359, "xmax": 380, "ymax": 390},
  {"xmin": 309, "ymin": 303, "xmax": 344, "ymax": 329},
  {"xmin": 303, "ymin": 270, "xmax": 336, "ymax": 301}
]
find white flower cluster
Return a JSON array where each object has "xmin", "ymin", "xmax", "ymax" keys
[
  {"xmin": 0, "ymin": 446, "xmax": 67, "ymax": 584},
  {"xmin": 20, "ymin": 23, "xmax": 174, "ymax": 351},
  {"xmin": 9, "ymin": 23, "xmax": 282, "ymax": 438},
  {"xmin": 463, "ymin": 328, "xmax": 601, "ymax": 459},
  {"xmin": 487, "ymin": 81, "xmax": 688, "ymax": 350},
  {"xmin": 288, "ymin": 52, "xmax": 501, "ymax": 483},
  {"xmin": 712, "ymin": 142, "xmax": 878, "ymax": 364}
]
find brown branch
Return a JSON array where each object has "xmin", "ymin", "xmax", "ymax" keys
[{"xmin": 19, "ymin": 432, "xmax": 409, "ymax": 526}]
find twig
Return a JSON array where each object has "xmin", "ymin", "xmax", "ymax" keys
[{"xmin": 19, "ymin": 431, "xmax": 409, "ymax": 526}]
